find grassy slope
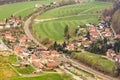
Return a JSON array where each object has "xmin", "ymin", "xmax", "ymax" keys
[
  {"xmin": 0, "ymin": 55, "xmax": 18, "ymax": 79},
  {"xmin": 14, "ymin": 65, "xmax": 35, "ymax": 74},
  {"xmin": 71, "ymin": 52, "xmax": 115, "ymax": 75},
  {"xmin": 0, "ymin": 0, "xmax": 61, "ymax": 20},
  {"xmin": 33, "ymin": 1, "xmax": 112, "ymax": 41},
  {"xmin": 9, "ymin": 73, "xmax": 73, "ymax": 80},
  {"xmin": 37, "ymin": 1, "xmax": 112, "ymax": 19}
]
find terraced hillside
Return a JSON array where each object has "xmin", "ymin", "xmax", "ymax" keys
[
  {"xmin": 0, "ymin": 0, "xmax": 61, "ymax": 20},
  {"xmin": 32, "ymin": 1, "xmax": 112, "ymax": 41}
]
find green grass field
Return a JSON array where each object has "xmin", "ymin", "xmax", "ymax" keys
[
  {"xmin": 14, "ymin": 65, "xmax": 35, "ymax": 74},
  {"xmin": 0, "ymin": 0, "xmax": 61, "ymax": 20},
  {"xmin": 71, "ymin": 52, "xmax": 115, "ymax": 75},
  {"xmin": 8, "ymin": 73, "xmax": 74, "ymax": 80},
  {"xmin": 33, "ymin": 15, "xmax": 98, "ymax": 41},
  {"xmin": 33, "ymin": 1, "xmax": 112, "ymax": 41},
  {"xmin": 0, "ymin": 55, "xmax": 18, "ymax": 79},
  {"xmin": 37, "ymin": 1, "xmax": 112, "ymax": 19}
]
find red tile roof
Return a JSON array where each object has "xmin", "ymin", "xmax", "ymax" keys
[
  {"xmin": 46, "ymin": 61, "xmax": 59, "ymax": 68},
  {"xmin": 51, "ymin": 50, "xmax": 59, "ymax": 55},
  {"xmin": 90, "ymin": 31, "xmax": 99, "ymax": 37},
  {"xmin": 31, "ymin": 54, "xmax": 36, "ymax": 60},
  {"xmin": 116, "ymin": 34, "xmax": 120, "ymax": 38},
  {"xmin": 32, "ymin": 60, "xmax": 43, "ymax": 69},
  {"xmin": 19, "ymin": 36, "xmax": 29, "ymax": 43},
  {"xmin": 14, "ymin": 47, "xmax": 23, "ymax": 54}
]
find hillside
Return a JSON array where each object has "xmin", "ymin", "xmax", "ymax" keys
[
  {"xmin": 102, "ymin": 0, "xmax": 120, "ymax": 34},
  {"xmin": 0, "ymin": 0, "xmax": 36, "ymax": 5}
]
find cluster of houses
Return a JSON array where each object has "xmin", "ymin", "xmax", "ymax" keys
[
  {"xmin": 3, "ymin": 30, "xmax": 62, "ymax": 71},
  {"xmin": 0, "ymin": 15, "xmax": 23, "ymax": 29},
  {"xmin": 63, "ymin": 15, "xmax": 120, "ymax": 58}
]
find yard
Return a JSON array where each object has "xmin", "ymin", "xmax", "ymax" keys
[
  {"xmin": 0, "ymin": 55, "xmax": 18, "ymax": 79},
  {"xmin": 14, "ymin": 65, "xmax": 35, "ymax": 74},
  {"xmin": 32, "ymin": 1, "xmax": 112, "ymax": 41}
]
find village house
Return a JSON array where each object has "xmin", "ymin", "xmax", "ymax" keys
[
  {"xmin": 19, "ymin": 36, "xmax": 30, "ymax": 43},
  {"xmin": 32, "ymin": 60, "xmax": 43, "ymax": 69},
  {"xmin": 5, "ymin": 31, "xmax": 16, "ymax": 42},
  {"xmin": 104, "ymin": 28, "xmax": 112, "ymax": 37},
  {"xmin": 115, "ymin": 34, "xmax": 120, "ymax": 39},
  {"xmin": 106, "ymin": 49, "xmax": 116, "ymax": 58},
  {"xmin": 115, "ymin": 55, "xmax": 120, "ymax": 64},
  {"xmin": 66, "ymin": 44, "xmax": 75, "ymax": 51},
  {"xmin": 51, "ymin": 50, "xmax": 60, "ymax": 57},
  {"xmin": 46, "ymin": 61, "xmax": 59, "ymax": 69},
  {"xmin": 14, "ymin": 46, "xmax": 24, "ymax": 54},
  {"xmin": 0, "ymin": 21, "xmax": 6, "ymax": 26},
  {"xmin": 89, "ymin": 25, "xmax": 100, "ymax": 38},
  {"xmin": 35, "ymin": 4, "xmax": 44, "ymax": 8},
  {"xmin": 39, "ymin": 53, "xmax": 54, "ymax": 64},
  {"xmin": 82, "ymin": 41, "xmax": 90, "ymax": 48}
]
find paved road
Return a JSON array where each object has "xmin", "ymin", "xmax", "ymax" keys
[{"xmin": 23, "ymin": 11, "xmax": 45, "ymax": 48}]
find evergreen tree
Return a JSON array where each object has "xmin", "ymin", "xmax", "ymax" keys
[
  {"xmin": 53, "ymin": 41, "xmax": 57, "ymax": 50},
  {"xmin": 64, "ymin": 25, "xmax": 69, "ymax": 37}
]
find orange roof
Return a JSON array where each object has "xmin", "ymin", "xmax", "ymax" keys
[
  {"xmin": 51, "ymin": 50, "xmax": 59, "ymax": 55},
  {"xmin": 0, "ymin": 21, "xmax": 5, "ymax": 25},
  {"xmin": 83, "ymin": 41, "xmax": 89, "ymax": 46},
  {"xmin": 105, "ymin": 16, "xmax": 111, "ymax": 20},
  {"xmin": 43, "ymin": 47, "xmax": 48, "ymax": 51},
  {"xmin": 47, "ymin": 55, "xmax": 54, "ymax": 60},
  {"xmin": 9, "ymin": 37, "xmax": 16, "ymax": 42},
  {"xmin": 105, "ymin": 28, "xmax": 110, "ymax": 32},
  {"xmin": 31, "ymin": 54, "xmax": 36, "ymax": 60},
  {"xmin": 5, "ymin": 31, "xmax": 12, "ymax": 38},
  {"xmin": 32, "ymin": 60, "xmax": 43, "ymax": 69},
  {"xmin": 116, "ymin": 34, "xmax": 120, "ymax": 38},
  {"xmin": 90, "ymin": 31, "xmax": 99, "ymax": 36},
  {"xmin": 14, "ymin": 47, "xmax": 23, "ymax": 54},
  {"xmin": 19, "ymin": 36, "xmax": 29, "ymax": 43},
  {"xmin": 67, "ymin": 44, "xmax": 74, "ymax": 50},
  {"xmin": 46, "ymin": 61, "xmax": 59, "ymax": 68},
  {"xmin": 90, "ymin": 25, "xmax": 96, "ymax": 31}
]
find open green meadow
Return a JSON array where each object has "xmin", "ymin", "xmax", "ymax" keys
[
  {"xmin": 33, "ymin": 1, "xmax": 112, "ymax": 41},
  {"xmin": 8, "ymin": 73, "xmax": 74, "ymax": 80},
  {"xmin": 71, "ymin": 52, "xmax": 115, "ymax": 75},
  {"xmin": 33, "ymin": 15, "xmax": 98, "ymax": 41},
  {"xmin": 0, "ymin": 0, "xmax": 61, "ymax": 20},
  {"xmin": 37, "ymin": 1, "xmax": 112, "ymax": 19}
]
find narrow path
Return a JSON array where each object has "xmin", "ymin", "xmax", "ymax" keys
[{"xmin": 34, "ymin": 14, "xmax": 100, "ymax": 23}]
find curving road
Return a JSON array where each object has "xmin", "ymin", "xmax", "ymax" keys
[{"xmin": 23, "ymin": 10, "xmax": 45, "ymax": 48}]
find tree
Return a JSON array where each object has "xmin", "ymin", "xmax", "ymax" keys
[
  {"xmin": 64, "ymin": 25, "xmax": 69, "ymax": 37},
  {"xmin": 64, "ymin": 25, "xmax": 71, "ymax": 43},
  {"xmin": 62, "ymin": 41, "xmax": 67, "ymax": 48},
  {"xmin": 53, "ymin": 41, "xmax": 57, "ymax": 50},
  {"xmin": 86, "ymin": 31, "xmax": 90, "ymax": 40}
]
